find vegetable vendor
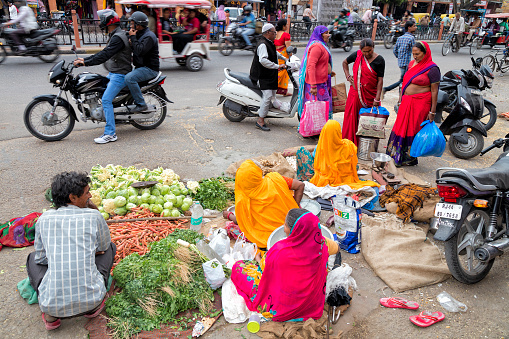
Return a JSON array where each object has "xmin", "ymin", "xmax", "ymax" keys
[
  {"xmin": 26, "ymin": 172, "xmax": 116, "ymax": 331},
  {"xmin": 224, "ymin": 160, "xmax": 304, "ymax": 249},
  {"xmin": 231, "ymin": 208, "xmax": 338, "ymax": 321}
]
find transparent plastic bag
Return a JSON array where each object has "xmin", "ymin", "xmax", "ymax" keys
[
  {"xmin": 202, "ymin": 259, "xmax": 227, "ymax": 289},
  {"xmin": 231, "ymin": 233, "xmax": 257, "ymax": 262},
  {"xmin": 436, "ymin": 291, "xmax": 468, "ymax": 312},
  {"xmin": 209, "ymin": 228, "xmax": 231, "ymax": 258}
]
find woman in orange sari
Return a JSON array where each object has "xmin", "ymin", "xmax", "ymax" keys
[
  {"xmin": 275, "ymin": 19, "xmax": 291, "ymax": 95},
  {"xmin": 342, "ymin": 38, "xmax": 385, "ymax": 146}
]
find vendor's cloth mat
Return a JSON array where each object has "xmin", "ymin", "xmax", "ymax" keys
[
  {"xmin": 361, "ymin": 214, "xmax": 450, "ymax": 293},
  {"xmin": 226, "ymin": 152, "xmax": 296, "ymax": 178}
]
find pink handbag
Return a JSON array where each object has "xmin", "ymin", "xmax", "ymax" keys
[{"xmin": 299, "ymin": 98, "xmax": 329, "ymax": 137}]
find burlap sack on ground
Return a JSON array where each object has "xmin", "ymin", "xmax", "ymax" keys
[
  {"xmin": 361, "ymin": 214, "xmax": 450, "ymax": 292},
  {"xmin": 226, "ymin": 152, "xmax": 296, "ymax": 178}
]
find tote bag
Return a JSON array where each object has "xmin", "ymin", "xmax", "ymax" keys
[
  {"xmin": 356, "ymin": 106, "xmax": 390, "ymax": 139},
  {"xmin": 299, "ymin": 98, "xmax": 329, "ymax": 137},
  {"xmin": 331, "ymin": 77, "xmax": 347, "ymax": 113}
]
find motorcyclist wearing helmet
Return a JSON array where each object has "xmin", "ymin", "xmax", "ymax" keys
[
  {"xmin": 2, "ymin": 0, "xmax": 38, "ymax": 53},
  {"xmin": 73, "ymin": 9, "xmax": 132, "ymax": 144},
  {"xmin": 332, "ymin": 9, "xmax": 349, "ymax": 45},
  {"xmin": 238, "ymin": 5, "xmax": 256, "ymax": 50},
  {"xmin": 125, "ymin": 11, "xmax": 160, "ymax": 114},
  {"xmin": 349, "ymin": 7, "xmax": 361, "ymax": 24}
]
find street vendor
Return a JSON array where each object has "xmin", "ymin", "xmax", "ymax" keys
[
  {"xmin": 26, "ymin": 172, "xmax": 116, "ymax": 331},
  {"xmin": 224, "ymin": 160, "xmax": 304, "ymax": 249}
]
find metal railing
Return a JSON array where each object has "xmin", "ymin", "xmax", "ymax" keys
[{"xmin": 36, "ymin": 18, "xmax": 74, "ymax": 45}]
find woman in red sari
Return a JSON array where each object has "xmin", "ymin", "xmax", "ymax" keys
[
  {"xmin": 386, "ymin": 41, "xmax": 440, "ymax": 166},
  {"xmin": 342, "ymin": 39, "xmax": 385, "ymax": 146}
]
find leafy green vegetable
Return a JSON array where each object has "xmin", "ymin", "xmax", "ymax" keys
[{"xmin": 191, "ymin": 177, "xmax": 235, "ymax": 210}]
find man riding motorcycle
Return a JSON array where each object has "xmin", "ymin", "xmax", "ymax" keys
[
  {"xmin": 331, "ymin": 9, "xmax": 349, "ymax": 46},
  {"xmin": 73, "ymin": 9, "xmax": 132, "ymax": 144},
  {"xmin": 238, "ymin": 5, "xmax": 256, "ymax": 50},
  {"xmin": 2, "ymin": 0, "xmax": 38, "ymax": 53}
]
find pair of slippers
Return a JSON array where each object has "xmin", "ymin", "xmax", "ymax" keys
[
  {"xmin": 41, "ymin": 298, "xmax": 106, "ymax": 331},
  {"xmin": 380, "ymin": 297, "xmax": 445, "ymax": 328},
  {"xmin": 499, "ymin": 112, "xmax": 509, "ymax": 121}
]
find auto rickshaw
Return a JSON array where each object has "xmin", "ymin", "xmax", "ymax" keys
[
  {"xmin": 118, "ymin": 0, "xmax": 211, "ymax": 71},
  {"xmin": 482, "ymin": 13, "xmax": 509, "ymax": 48}
]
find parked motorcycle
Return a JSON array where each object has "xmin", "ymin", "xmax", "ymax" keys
[
  {"xmin": 384, "ymin": 24, "xmax": 404, "ymax": 49},
  {"xmin": 433, "ymin": 133, "xmax": 509, "ymax": 284},
  {"xmin": 24, "ymin": 48, "xmax": 170, "ymax": 141},
  {"xmin": 440, "ymin": 57, "xmax": 497, "ymax": 130},
  {"xmin": 326, "ymin": 24, "xmax": 354, "ymax": 52},
  {"xmin": 217, "ymin": 46, "xmax": 300, "ymax": 122},
  {"xmin": 218, "ymin": 22, "xmax": 261, "ymax": 56},
  {"xmin": 0, "ymin": 25, "xmax": 60, "ymax": 64}
]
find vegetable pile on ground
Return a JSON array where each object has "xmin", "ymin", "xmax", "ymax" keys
[
  {"xmin": 106, "ymin": 229, "xmax": 218, "ymax": 338},
  {"xmin": 108, "ymin": 207, "xmax": 189, "ymax": 270},
  {"xmin": 190, "ymin": 176, "xmax": 235, "ymax": 211},
  {"xmin": 89, "ymin": 165, "xmax": 199, "ymax": 219}
]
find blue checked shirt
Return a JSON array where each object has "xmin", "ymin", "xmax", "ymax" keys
[
  {"xmin": 34, "ymin": 205, "xmax": 111, "ymax": 317},
  {"xmin": 393, "ymin": 32, "xmax": 415, "ymax": 68}
]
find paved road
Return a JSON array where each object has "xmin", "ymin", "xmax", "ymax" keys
[{"xmin": 0, "ymin": 45, "xmax": 508, "ymax": 339}]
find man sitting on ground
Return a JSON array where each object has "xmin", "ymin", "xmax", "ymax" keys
[{"xmin": 26, "ymin": 171, "xmax": 115, "ymax": 330}]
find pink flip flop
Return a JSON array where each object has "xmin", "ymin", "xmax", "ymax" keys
[
  {"xmin": 84, "ymin": 298, "xmax": 106, "ymax": 318},
  {"xmin": 380, "ymin": 297, "xmax": 419, "ymax": 310},
  {"xmin": 409, "ymin": 311, "xmax": 445, "ymax": 327},
  {"xmin": 42, "ymin": 313, "xmax": 61, "ymax": 330}
]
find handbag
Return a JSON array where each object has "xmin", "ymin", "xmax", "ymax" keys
[
  {"xmin": 331, "ymin": 77, "xmax": 347, "ymax": 113},
  {"xmin": 299, "ymin": 96, "xmax": 329, "ymax": 137},
  {"xmin": 356, "ymin": 106, "xmax": 390, "ymax": 139}
]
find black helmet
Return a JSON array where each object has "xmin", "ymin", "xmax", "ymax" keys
[
  {"xmin": 98, "ymin": 9, "xmax": 119, "ymax": 29},
  {"xmin": 354, "ymin": 7, "xmax": 358, "ymax": 12},
  {"xmin": 243, "ymin": 5, "xmax": 252, "ymax": 12},
  {"xmin": 129, "ymin": 11, "xmax": 149, "ymax": 27},
  {"xmin": 340, "ymin": 8, "xmax": 348, "ymax": 15}
]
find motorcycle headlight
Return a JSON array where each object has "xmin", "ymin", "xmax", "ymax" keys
[
  {"xmin": 486, "ymin": 77, "xmax": 493, "ymax": 88},
  {"xmin": 460, "ymin": 97, "xmax": 472, "ymax": 112}
]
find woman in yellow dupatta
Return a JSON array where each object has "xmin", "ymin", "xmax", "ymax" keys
[
  {"xmin": 235, "ymin": 160, "xmax": 299, "ymax": 249},
  {"xmin": 310, "ymin": 120, "xmax": 378, "ymax": 189}
]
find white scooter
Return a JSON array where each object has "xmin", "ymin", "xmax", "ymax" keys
[{"xmin": 216, "ymin": 46, "xmax": 301, "ymax": 122}]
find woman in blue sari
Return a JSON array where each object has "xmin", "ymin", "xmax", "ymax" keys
[{"xmin": 297, "ymin": 25, "xmax": 335, "ymax": 120}]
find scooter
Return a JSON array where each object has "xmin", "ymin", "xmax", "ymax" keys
[
  {"xmin": 327, "ymin": 24, "xmax": 354, "ymax": 52},
  {"xmin": 216, "ymin": 46, "xmax": 301, "ymax": 122},
  {"xmin": 433, "ymin": 133, "xmax": 509, "ymax": 284},
  {"xmin": 218, "ymin": 22, "xmax": 262, "ymax": 56},
  {"xmin": 384, "ymin": 24, "xmax": 404, "ymax": 49}
]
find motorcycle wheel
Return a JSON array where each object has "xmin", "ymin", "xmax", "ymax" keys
[
  {"xmin": 219, "ymin": 39, "xmax": 234, "ymax": 56},
  {"xmin": 481, "ymin": 101, "xmax": 497, "ymax": 131},
  {"xmin": 384, "ymin": 34, "xmax": 394, "ymax": 49},
  {"xmin": 130, "ymin": 91, "xmax": 167, "ymax": 130},
  {"xmin": 24, "ymin": 98, "xmax": 75, "ymax": 141},
  {"xmin": 343, "ymin": 38, "xmax": 353, "ymax": 52},
  {"xmin": 0, "ymin": 45, "xmax": 7, "ymax": 64},
  {"xmin": 448, "ymin": 128, "xmax": 484, "ymax": 159},
  {"xmin": 444, "ymin": 209, "xmax": 495, "ymax": 284},
  {"xmin": 442, "ymin": 39, "xmax": 452, "ymax": 56},
  {"xmin": 222, "ymin": 104, "xmax": 245, "ymax": 122},
  {"xmin": 38, "ymin": 46, "xmax": 61, "ymax": 63}
]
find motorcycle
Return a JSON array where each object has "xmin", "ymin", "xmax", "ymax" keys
[
  {"xmin": 217, "ymin": 46, "xmax": 300, "ymax": 122},
  {"xmin": 23, "ymin": 47, "xmax": 171, "ymax": 141},
  {"xmin": 0, "ymin": 25, "xmax": 61, "ymax": 64},
  {"xmin": 433, "ymin": 133, "xmax": 509, "ymax": 284},
  {"xmin": 440, "ymin": 57, "xmax": 497, "ymax": 131},
  {"xmin": 384, "ymin": 24, "xmax": 404, "ymax": 49},
  {"xmin": 218, "ymin": 22, "xmax": 261, "ymax": 56},
  {"xmin": 326, "ymin": 24, "xmax": 354, "ymax": 52}
]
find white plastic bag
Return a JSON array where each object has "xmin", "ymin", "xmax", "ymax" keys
[
  {"xmin": 231, "ymin": 233, "xmax": 257, "ymax": 262},
  {"xmin": 202, "ymin": 259, "xmax": 227, "ymax": 289},
  {"xmin": 222, "ymin": 278, "xmax": 256, "ymax": 323},
  {"xmin": 209, "ymin": 229, "xmax": 231, "ymax": 258}
]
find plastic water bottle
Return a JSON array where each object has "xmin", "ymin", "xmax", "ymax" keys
[
  {"xmin": 190, "ymin": 201, "xmax": 204, "ymax": 232},
  {"xmin": 436, "ymin": 291, "xmax": 468, "ymax": 312}
]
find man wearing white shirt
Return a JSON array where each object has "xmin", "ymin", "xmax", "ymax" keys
[{"xmin": 3, "ymin": 0, "xmax": 38, "ymax": 52}]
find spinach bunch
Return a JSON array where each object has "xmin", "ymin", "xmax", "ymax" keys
[{"xmin": 191, "ymin": 177, "xmax": 235, "ymax": 211}]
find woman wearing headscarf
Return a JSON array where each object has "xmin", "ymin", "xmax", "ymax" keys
[
  {"xmin": 232, "ymin": 160, "xmax": 303, "ymax": 249},
  {"xmin": 309, "ymin": 120, "xmax": 379, "ymax": 189},
  {"xmin": 275, "ymin": 19, "xmax": 291, "ymax": 95},
  {"xmin": 216, "ymin": 4, "xmax": 226, "ymax": 21},
  {"xmin": 386, "ymin": 41, "xmax": 440, "ymax": 166},
  {"xmin": 231, "ymin": 208, "xmax": 337, "ymax": 321},
  {"xmin": 297, "ymin": 25, "xmax": 334, "ymax": 120},
  {"xmin": 342, "ymin": 38, "xmax": 385, "ymax": 146}
]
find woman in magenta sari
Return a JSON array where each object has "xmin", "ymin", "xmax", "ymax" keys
[
  {"xmin": 231, "ymin": 208, "xmax": 336, "ymax": 321},
  {"xmin": 386, "ymin": 41, "xmax": 440, "ymax": 166},
  {"xmin": 342, "ymin": 38, "xmax": 385, "ymax": 146}
]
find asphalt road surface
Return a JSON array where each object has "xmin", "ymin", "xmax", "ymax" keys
[{"xmin": 0, "ymin": 44, "xmax": 508, "ymax": 339}]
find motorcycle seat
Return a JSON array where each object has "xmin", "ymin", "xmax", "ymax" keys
[
  {"xmin": 443, "ymin": 153, "xmax": 509, "ymax": 190},
  {"xmin": 229, "ymin": 70, "xmax": 261, "ymax": 90},
  {"xmin": 118, "ymin": 72, "xmax": 164, "ymax": 94},
  {"xmin": 30, "ymin": 29, "xmax": 55, "ymax": 37}
]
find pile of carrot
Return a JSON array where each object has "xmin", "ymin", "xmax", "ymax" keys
[{"xmin": 108, "ymin": 207, "xmax": 189, "ymax": 269}]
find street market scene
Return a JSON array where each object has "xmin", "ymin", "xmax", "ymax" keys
[{"xmin": 0, "ymin": 0, "xmax": 509, "ymax": 337}]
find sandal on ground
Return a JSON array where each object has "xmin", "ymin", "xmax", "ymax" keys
[
  {"xmin": 42, "ymin": 313, "xmax": 61, "ymax": 330},
  {"xmin": 409, "ymin": 311, "xmax": 445, "ymax": 327},
  {"xmin": 380, "ymin": 297, "xmax": 419, "ymax": 310},
  {"xmin": 84, "ymin": 298, "xmax": 106, "ymax": 318}
]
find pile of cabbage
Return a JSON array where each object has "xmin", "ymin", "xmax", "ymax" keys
[{"xmin": 89, "ymin": 165, "xmax": 200, "ymax": 220}]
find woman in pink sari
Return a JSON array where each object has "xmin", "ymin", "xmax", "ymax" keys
[
  {"xmin": 231, "ymin": 209, "xmax": 337, "ymax": 321},
  {"xmin": 342, "ymin": 38, "xmax": 385, "ymax": 146}
]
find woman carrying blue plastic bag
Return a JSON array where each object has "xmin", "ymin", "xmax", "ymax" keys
[{"xmin": 386, "ymin": 41, "xmax": 440, "ymax": 166}]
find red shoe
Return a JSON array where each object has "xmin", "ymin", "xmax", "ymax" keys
[
  {"xmin": 380, "ymin": 297, "xmax": 419, "ymax": 310},
  {"xmin": 84, "ymin": 298, "xmax": 106, "ymax": 318},
  {"xmin": 42, "ymin": 313, "xmax": 61, "ymax": 330},
  {"xmin": 409, "ymin": 311, "xmax": 445, "ymax": 327}
]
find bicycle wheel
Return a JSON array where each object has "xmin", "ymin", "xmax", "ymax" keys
[
  {"xmin": 442, "ymin": 39, "xmax": 452, "ymax": 56},
  {"xmin": 500, "ymin": 55, "xmax": 509, "ymax": 73},
  {"xmin": 482, "ymin": 54, "xmax": 496, "ymax": 71},
  {"xmin": 470, "ymin": 37, "xmax": 480, "ymax": 55}
]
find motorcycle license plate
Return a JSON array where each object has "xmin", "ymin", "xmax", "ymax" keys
[{"xmin": 434, "ymin": 203, "xmax": 463, "ymax": 220}]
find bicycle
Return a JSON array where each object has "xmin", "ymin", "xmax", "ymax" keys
[
  {"xmin": 481, "ymin": 47, "xmax": 509, "ymax": 73},
  {"xmin": 442, "ymin": 33, "xmax": 460, "ymax": 56}
]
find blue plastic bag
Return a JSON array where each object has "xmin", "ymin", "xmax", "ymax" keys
[
  {"xmin": 410, "ymin": 120, "xmax": 446, "ymax": 158},
  {"xmin": 358, "ymin": 106, "xmax": 390, "ymax": 116}
]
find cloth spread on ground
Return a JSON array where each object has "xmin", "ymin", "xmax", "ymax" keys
[
  {"xmin": 379, "ymin": 184, "xmax": 437, "ymax": 223},
  {"xmin": 361, "ymin": 214, "xmax": 450, "ymax": 292},
  {"xmin": 234, "ymin": 160, "xmax": 299, "ymax": 248},
  {"xmin": 227, "ymin": 152, "xmax": 296, "ymax": 178},
  {"xmin": 304, "ymin": 181, "xmax": 376, "ymax": 207},
  {"xmin": 309, "ymin": 120, "xmax": 379, "ymax": 190},
  {"xmin": 0, "ymin": 212, "xmax": 41, "ymax": 251}
]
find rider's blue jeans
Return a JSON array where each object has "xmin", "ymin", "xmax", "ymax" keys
[
  {"xmin": 125, "ymin": 67, "xmax": 159, "ymax": 107},
  {"xmin": 241, "ymin": 28, "xmax": 255, "ymax": 46},
  {"xmin": 102, "ymin": 73, "xmax": 126, "ymax": 136}
]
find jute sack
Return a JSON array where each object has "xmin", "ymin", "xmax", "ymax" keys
[
  {"xmin": 331, "ymin": 77, "xmax": 347, "ymax": 113},
  {"xmin": 226, "ymin": 152, "xmax": 296, "ymax": 178}
]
